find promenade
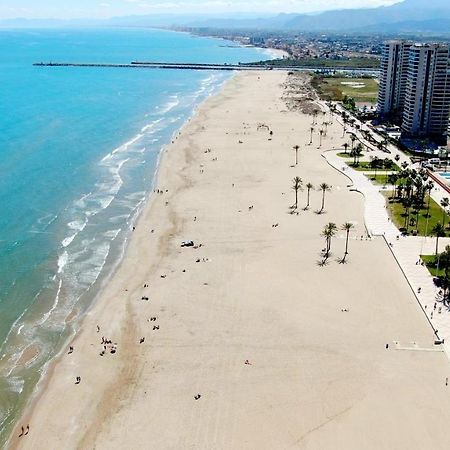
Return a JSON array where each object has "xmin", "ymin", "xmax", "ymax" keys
[{"xmin": 324, "ymin": 147, "xmax": 450, "ymax": 358}]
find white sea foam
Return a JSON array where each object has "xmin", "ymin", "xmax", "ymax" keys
[
  {"xmin": 157, "ymin": 97, "xmax": 180, "ymax": 115},
  {"xmin": 74, "ymin": 192, "xmax": 92, "ymax": 209},
  {"xmin": 57, "ymin": 251, "xmax": 68, "ymax": 274},
  {"xmin": 7, "ymin": 377, "xmax": 24, "ymax": 394},
  {"xmin": 77, "ymin": 241, "xmax": 111, "ymax": 287},
  {"xmin": 62, "ymin": 219, "xmax": 88, "ymax": 247},
  {"xmin": 103, "ymin": 229, "xmax": 121, "ymax": 240},
  {"xmin": 37, "ymin": 278, "xmax": 63, "ymax": 326},
  {"xmin": 141, "ymin": 118, "xmax": 163, "ymax": 133}
]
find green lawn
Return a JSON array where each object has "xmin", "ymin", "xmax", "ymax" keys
[
  {"xmin": 421, "ymin": 255, "xmax": 443, "ymax": 277},
  {"xmin": 384, "ymin": 194, "xmax": 450, "ymax": 236},
  {"xmin": 346, "ymin": 161, "xmax": 401, "ymax": 172},
  {"xmin": 365, "ymin": 174, "xmax": 392, "ymax": 185},
  {"xmin": 318, "ymin": 77, "xmax": 379, "ymax": 103},
  {"xmin": 249, "ymin": 58, "xmax": 380, "ymax": 69},
  {"xmin": 337, "ymin": 152, "xmax": 354, "ymax": 158}
]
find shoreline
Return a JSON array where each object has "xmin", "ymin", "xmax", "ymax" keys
[
  {"xmin": 12, "ymin": 70, "xmax": 450, "ymax": 449},
  {"xmin": 5, "ymin": 71, "xmax": 234, "ymax": 448}
]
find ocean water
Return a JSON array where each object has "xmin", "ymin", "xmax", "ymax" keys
[{"xmin": 0, "ymin": 27, "xmax": 268, "ymax": 443}]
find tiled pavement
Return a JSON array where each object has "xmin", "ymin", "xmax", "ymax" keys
[{"xmin": 324, "ymin": 149, "xmax": 450, "ymax": 359}]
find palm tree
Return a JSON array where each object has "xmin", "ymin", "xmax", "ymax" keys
[
  {"xmin": 432, "ymin": 223, "xmax": 446, "ymax": 255},
  {"xmin": 322, "ymin": 222, "xmax": 337, "ymax": 258},
  {"xmin": 319, "ymin": 129, "xmax": 324, "ymax": 148},
  {"xmin": 293, "ymin": 145, "xmax": 300, "ymax": 165},
  {"xmin": 291, "ymin": 176, "xmax": 303, "ymax": 210},
  {"xmin": 350, "ymin": 134, "xmax": 357, "ymax": 150},
  {"xmin": 441, "ymin": 197, "xmax": 449, "ymax": 228},
  {"xmin": 351, "ymin": 143, "xmax": 364, "ymax": 167},
  {"xmin": 343, "ymin": 142, "xmax": 349, "ymax": 154},
  {"xmin": 305, "ymin": 182, "xmax": 314, "ymax": 209},
  {"xmin": 388, "ymin": 173, "xmax": 399, "ymax": 198},
  {"xmin": 309, "ymin": 127, "xmax": 314, "ymax": 144},
  {"xmin": 341, "ymin": 222, "xmax": 355, "ymax": 263},
  {"xmin": 319, "ymin": 182, "xmax": 331, "ymax": 213},
  {"xmin": 424, "ymin": 181, "xmax": 434, "ymax": 236}
]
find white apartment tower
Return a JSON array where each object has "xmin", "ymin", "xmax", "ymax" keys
[
  {"xmin": 401, "ymin": 43, "xmax": 450, "ymax": 143},
  {"xmin": 377, "ymin": 40, "xmax": 412, "ymax": 119}
]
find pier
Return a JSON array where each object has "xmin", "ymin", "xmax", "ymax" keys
[{"xmin": 33, "ymin": 61, "xmax": 379, "ymax": 74}]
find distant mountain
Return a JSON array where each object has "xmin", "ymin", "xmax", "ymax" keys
[
  {"xmin": 2, "ymin": 0, "xmax": 450, "ymax": 33},
  {"xmin": 284, "ymin": 0, "xmax": 450, "ymax": 31}
]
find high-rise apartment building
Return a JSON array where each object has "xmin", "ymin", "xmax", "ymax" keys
[
  {"xmin": 377, "ymin": 41, "xmax": 450, "ymax": 144},
  {"xmin": 377, "ymin": 40, "xmax": 412, "ymax": 119},
  {"xmin": 402, "ymin": 43, "xmax": 450, "ymax": 143}
]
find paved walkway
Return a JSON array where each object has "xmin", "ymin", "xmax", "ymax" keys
[{"xmin": 324, "ymin": 149, "xmax": 450, "ymax": 359}]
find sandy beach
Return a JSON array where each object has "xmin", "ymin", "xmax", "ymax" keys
[{"xmin": 11, "ymin": 71, "xmax": 450, "ymax": 449}]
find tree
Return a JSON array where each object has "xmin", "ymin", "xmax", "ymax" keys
[
  {"xmin": 432, "ymin": 223, "xmax": 446, "ymax": 255},
  {"xmin": 388, "ymin": 173, "xmax": 399, "ymax": 198},
  {"xmin": 319, "ymin": 182, "xmax": 331, "ymax": 213},
  {"xmin": 343, "ymin": 142, "xmax": 349, "ymax": 154},
  {"xmin": 441, "ymin": 197, "xmax": 449, "ymax": 228},
  {"xmin": 425, "ymin": 182, "xmax": 434, "ymax": 235},
  {"xmin": 291, "ymin": 176, "xmax": 303, "ymax": 210},
  {"xmin": 350, "ymin": 134, "xmax": 357, "ymax": 150},
  {"xmin": 305, "ymin": 182, "xmax": 314, "ymax": 209},
  {"xmin": 293, "ymin": 145, "xmax": 300, "ymax": 166},
  {"xmin": 341, "ymin": 222, "xmax": 355, "ymax": 263},
  {"xmin": 394, "ymin": 154, "xmax": 400, "ymax": 163},
  {"xmin": 438, "ymin": 245, "xmax": 450, "ymax": 296},
  {"xmin": 322, "ymin": 222, "xmax": 337, "ymax": 258},
  {"xmin": 351, "ymin": 143, "xmax": 364, "ymax": 167},
  {"xmin": 370, "ymin": 156, "xmax": 380, "ymax": 179}
]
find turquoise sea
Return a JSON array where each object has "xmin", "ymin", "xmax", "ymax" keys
[{"xmin": 0, "ymin": 27, "xmax": 267, "ymax": 443}]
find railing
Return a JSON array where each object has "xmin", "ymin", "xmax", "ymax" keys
[{"xmin": 427, "ymin": 169, "xmax": 450, "ymax": 195}]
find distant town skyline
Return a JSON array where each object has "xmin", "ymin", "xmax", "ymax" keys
[{"xmin": 0, "ymin": 0, "xmax": 402, "ymax": 20}]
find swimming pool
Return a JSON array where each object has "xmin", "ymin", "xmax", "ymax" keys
[{"xmin": 439, "ymin": 172, "xmax": 450, "ymax": 179}]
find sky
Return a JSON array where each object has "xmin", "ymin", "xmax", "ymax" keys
[{"xmin": 0, "ymin": 0, "xmax": 402, "ymax": 20}]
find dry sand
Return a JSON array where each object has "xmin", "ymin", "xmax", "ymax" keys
[{"xmin": 11, "ymin": 71, "xmax": 450, "ymax": 449}]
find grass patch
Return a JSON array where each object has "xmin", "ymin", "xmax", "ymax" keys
[
  {"xmin": 346, "ymin": 161, "xmax": 400, "ymax": 172},
  {"xmin": 337, "ymin": 152, "xmax": 353, "ymax": 158},
  {"xmin": 316, "ymin": 77, "xmax": 379, "ymax": 103},
  {"xmin": 365, "ymin": 174, "xmax": 391, "ymax": 185},
  {"xmin": 384, "ymin": 194, "xmax": 450, "ymax": 236},
  {"xmin": 421, "ymin": 255, "xmax": 443, "ymax": 277},
  {"xmin": 247, "ymin": 57, "xmax": 380, "ymax": 69}
]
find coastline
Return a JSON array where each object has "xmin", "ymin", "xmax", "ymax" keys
[
  {"xmin": 4, "ymin": 72, "xmax": 233, "ymax": 448},
  {"xmin": 11, "ymin": 70, "xmax": 450, "ymax": 449}
]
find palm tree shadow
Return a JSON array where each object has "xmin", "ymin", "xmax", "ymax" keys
[
  {"xmin": 317, "ymin": 259, "xmax": 329, "ymax": 266},
  {"xmin": 315, "ymin": 209, "xmax": 324, "ymax": 215},
  {"xmin": 337, "ymin": 257, "xmax": 348, "ymax": 264}
]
